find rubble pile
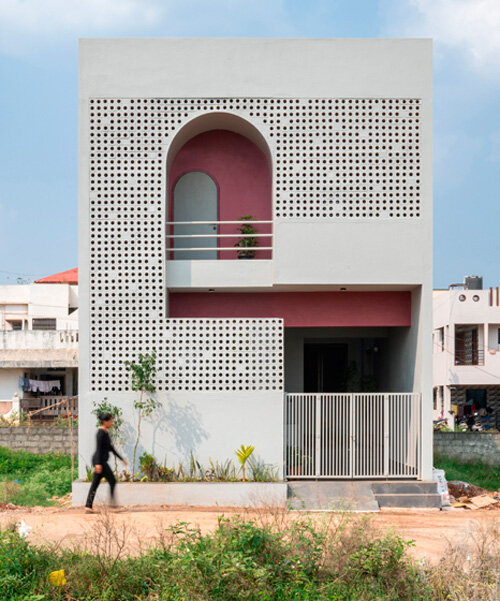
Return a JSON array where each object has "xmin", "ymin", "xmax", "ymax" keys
[{"xmin": 448, "ymin": 481, "xmax": 500, "ymax": 510}]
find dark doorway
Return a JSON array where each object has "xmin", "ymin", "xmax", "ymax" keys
[{"xmin": 304, "ymin": 343, "xmax": 348, "ymax": 392}]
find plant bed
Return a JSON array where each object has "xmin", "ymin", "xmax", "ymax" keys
[{"xmin": 72, "ymin": 480, "xmax": 287, "ymax": 507}]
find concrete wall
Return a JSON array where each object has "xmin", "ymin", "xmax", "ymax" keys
[
  {"xmin": 0, "ymin": 425, "xmax": 78, "ymax": 454},
  {"xmin": 78, "ymin": 391, "xmax": 284, "ymax": 478},
  {"xmin": 0, "ymin": 330, "xmax": 78, "ymax": 350},
  {"xmin": 434, "ymin": 431, "xmax": 500, "ymax": 467},
  {"xmin": 0, "ymin": 368, "xmax": 22, "ymax": 403}
]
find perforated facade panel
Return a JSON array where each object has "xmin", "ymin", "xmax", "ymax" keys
[{"xmin": 88, "ymin": 96, "xmax": 421, "ymax": 392}]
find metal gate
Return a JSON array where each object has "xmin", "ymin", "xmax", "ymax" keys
[{"xmin": 284, "ymin": 393, "xmax": 421, "ymax": 479}]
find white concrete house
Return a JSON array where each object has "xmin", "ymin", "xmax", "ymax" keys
[
  {"xmin": 78, "ymin": 38, "xmax": 433, "ymax": 489},
  {"xmin": 433, "ymin": 276, "xmax": 500, "ymax": 429},
  {"xmin": 0, "ymin": 269, "xmax": 78, "ymax": 419}
]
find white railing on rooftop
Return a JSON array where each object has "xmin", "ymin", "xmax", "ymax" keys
[{"xmin": 166, "ymin": 220, "xmax": 273, "ymax": 259}]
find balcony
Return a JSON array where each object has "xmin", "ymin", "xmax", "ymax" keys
[
  {"xmin": 166, "ymin": 219, "xmax": 274, "ymax": 290},
  {"xmin": 0, "ymin": 330, "xmax": 78, "ymax": 368},
  {"xmin": 454, "ymin": 348, "xmax": 484, "ymax": 366}
]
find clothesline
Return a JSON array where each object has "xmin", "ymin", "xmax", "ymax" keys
[{"xmin": 18, "ymin": 377, "xmax": 61, "ymax": 394}]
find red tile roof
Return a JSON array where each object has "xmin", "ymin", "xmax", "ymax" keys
[{"xmin": 35, "ymin": 268, "xmax": 78, "ymax": 285}]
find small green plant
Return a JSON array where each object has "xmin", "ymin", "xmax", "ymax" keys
[
  {"xmin": 209, "ymin": 458, "xmax": 237, "ymax": 481},
  {"xmin": 234, "ymin": 215, "xmax": 259, "ymax": 258},
  {"xmin": 139, "ymin": 452, "xmax": 158, "ymax": 481},
  {"xmin": 248, "ymin": 458, "xmax": 279, "ymax": 482},
  {"xmin": 189, "ymin": 451, "xmax": 203, "ymax": 480},
  {"xmin": 235, "ymin": 444, "xmax": 254, "ymax": 481},
  {"xmin": 124, "ymin": 352, "xmax": 159, "ymax": 477}
]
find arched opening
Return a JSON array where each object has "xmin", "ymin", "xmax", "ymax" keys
[{"xmin": 167, "ymin": 113, "xmax": 272, "ymax": 260}]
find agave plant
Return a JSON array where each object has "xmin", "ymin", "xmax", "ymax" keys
[{"xmin": 235, "ymin": 444, "xmax": 255, "ymax": 481}]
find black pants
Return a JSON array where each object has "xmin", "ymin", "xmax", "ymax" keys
[{"xmin": 86, "ymin": 462, "xmax": 116, "ymax": 508}]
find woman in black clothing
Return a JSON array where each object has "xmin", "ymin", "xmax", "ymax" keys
[{"xmin": 85, "ymin": 413, "xmax": 128, "ymax": 513}]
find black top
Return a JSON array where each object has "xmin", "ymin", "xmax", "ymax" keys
[{"xmin": 92, "ymin": 428, "xmax": 123, "ymax": 465}]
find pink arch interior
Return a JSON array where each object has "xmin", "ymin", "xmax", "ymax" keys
[{"xmin": 168, "ymin": 130, "xmax": 272, "ymax": 259}]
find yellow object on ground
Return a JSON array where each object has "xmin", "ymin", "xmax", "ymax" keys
[{"xmin": 49, "ymin": 569, "xmax": 67, "ymax": 586}]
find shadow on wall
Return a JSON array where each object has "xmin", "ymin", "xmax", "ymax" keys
[
  {"xmin": 152, "ymin": 401, "xmax": 208, "ymax": 464},
  {"xmin": 117, "ymin": 401, "xmax": 208, "ymax": 471}
]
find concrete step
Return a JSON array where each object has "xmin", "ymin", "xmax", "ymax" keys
[
  {"xmin": 287, "ymin": 481, "xmax": 380, "ymax": 512},
  {"xmin": 375, "ymin": 492, "xmax": 442, "ymax": 508},
  {"xmin": 371, "ymin": 481, "xmax": 438, "ymax": 495}
]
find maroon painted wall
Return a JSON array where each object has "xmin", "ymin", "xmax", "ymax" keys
[
  {"xmin": 169, "ymin": 130, "xmax": 272, "ymax": 259},
  {"xmin": 169, "ymin": 291, "xmax": 412, "ymax": 327}
]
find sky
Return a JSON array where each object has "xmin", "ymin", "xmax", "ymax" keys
[{"xmin": 0, "ymin": 0, "xmax": 499, "ymax": 287}]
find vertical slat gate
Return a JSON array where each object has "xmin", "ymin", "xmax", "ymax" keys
[{"xmin": 285, "ymin": 393, "xmax": 421, "ymax": 479}]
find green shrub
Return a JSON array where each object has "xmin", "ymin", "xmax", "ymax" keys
[
  {"xmin": 0, "ymin": 446, "xmax": 75, "ymax": 506},
  {"xmin": 1, "ymin": 513, "xmax": 499, "ymax": 600},
  {"xmin": 0, "ymin": 446, "xmax": 71, "ymax": 475}
]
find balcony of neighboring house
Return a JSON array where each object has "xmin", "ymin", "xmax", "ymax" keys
[
  {"xmin": 0, "ymin": 329, "xmax": 78, "ymax": 368},
  {"xmin": 165, "ymin": 112, "xmax": 273, "ymax": 290},
  {"xmin": 454, "ymin": 324, "xmax": 484, "ymax": 366}
]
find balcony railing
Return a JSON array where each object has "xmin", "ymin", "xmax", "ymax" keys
[
  {"xmin": 454, "ymin": 349, "xmax": 485, "ymax": 366},
  {"xmin": 0, "ymin": 329, "xmax": 78, "ymax": 350},
  {"xmin": 21, "ymin": 395, "xmax": 78, "ymax": 419},
  {"xmin": 166, "ymin": 220, "xmax": 273, "ymax": 260}
]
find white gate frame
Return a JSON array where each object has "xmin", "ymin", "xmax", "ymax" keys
[{"xmin": 284, "ymin": 393, "xmax": 422, "ymax": 480}]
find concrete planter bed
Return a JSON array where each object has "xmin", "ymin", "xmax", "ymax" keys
[{"xmin": 72, "ymin": 480, "xmax": 288, "ymax": 508}]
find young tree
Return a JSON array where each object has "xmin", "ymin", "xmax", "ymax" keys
[{"xmin": 124, "ymin": 352, "xmax": 159, "ymax": 477}]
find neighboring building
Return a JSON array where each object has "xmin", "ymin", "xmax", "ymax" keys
[
  {"xmin": 433, "ymin": 276, "xmax": 500, "ymax": 429},
  {"xmin": 0, "ymin": 268, "xmax": 78, "ymax": 419},
  {"xmin": 79, "ymin": 39, "xmax": 433, "ymax": 481}
]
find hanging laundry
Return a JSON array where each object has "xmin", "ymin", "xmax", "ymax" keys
[
  {"xmin": 18, "ymin": 377, "xmax": 30, "ymax": 392},
  {"xmin": 29, "ymin": 379, "xmax": 41, "ymax": 393}
]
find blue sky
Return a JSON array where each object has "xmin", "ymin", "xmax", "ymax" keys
[{"xmin": 0, "ymin": 0, "xmax": 499, "ymax": 287}]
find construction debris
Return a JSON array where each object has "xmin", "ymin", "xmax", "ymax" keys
[{"xmin": 448, "ymin": 480, "xmax": 500, "ymax": 510}]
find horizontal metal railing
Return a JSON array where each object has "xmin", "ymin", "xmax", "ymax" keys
[
  {"xmin": 166, "ymin": 220, "xmax": 273, "ymax": 256},
  {"xmin": 284, "ymin": 393, "xmax": 422, "ymax": 480},
  {"xmin": 454, "ymin": 349, "xmax": 485, "ymax": 366}
]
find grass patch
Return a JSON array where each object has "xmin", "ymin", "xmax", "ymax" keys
[
  {"xmin": 1, "ymin": 512, "xmax": 499, "ymax": 601},
  {"xmin": 0, "ymin": 446, "xmax": 75, "ymax": 506},
  {"xmin": 434, "ymin": 453, "xmax": 500, "ymax": 491}
]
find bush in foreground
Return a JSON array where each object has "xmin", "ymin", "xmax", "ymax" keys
[{"xmin": 1, "ymin": 512, "xmax": 498, "ymax": 601}]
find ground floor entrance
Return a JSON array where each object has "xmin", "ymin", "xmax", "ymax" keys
[{"xmin": 284, "ymin": 392, "xmax": 422, "ymax": 479}]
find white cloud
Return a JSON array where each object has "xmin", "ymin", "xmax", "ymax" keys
[
  {"xmin": 383, "ymin": 0, "xmax": 500, "ymax": 74},
  {"xmin": 0, "ymin": 0, "xmax": 295, "ymax": 57},
  {"xmin": 0, "ymin": 0, "xmax": 161, "ymax": 33}
]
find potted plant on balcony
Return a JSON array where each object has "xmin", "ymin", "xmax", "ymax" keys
[{"xmin": 234, "ymin": 215, "xmax": 259, "ymax": 259}]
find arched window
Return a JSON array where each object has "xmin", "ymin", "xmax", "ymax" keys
[{"xmin": 173, "ymin": 171, "xmax": 218, "ymax": 260}]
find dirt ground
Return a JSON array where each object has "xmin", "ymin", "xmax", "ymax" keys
[{"xmin": 1, "ymin": 505, "xmax": 498, "ymax": 564}]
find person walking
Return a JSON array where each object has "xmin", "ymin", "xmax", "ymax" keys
[{"xmin": 85, "ymin": 412, "xmax": 128, "ymax": 513}]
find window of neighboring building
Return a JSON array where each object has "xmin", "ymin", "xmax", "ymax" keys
[
  {"xmin": 438, "ymin": 327, "xmax": 444, "ymax": 351},
  {"xmin": 433, "ymin": 387, "xmax": 437, "ymax": 410},
  {"xmin": 438, "ymin": 385, "xmax": 444, "ymax": 413},
  {"xmin": 7, "ymin": 320, "xmax": 22, "ymax": 331},
  {"xmin": 32, "ymin": 318, "xmax": 56, "ymax": 331},
  {"xmin": 433, "ymin": 328, "xmax": 444, "ymax": 352}
]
